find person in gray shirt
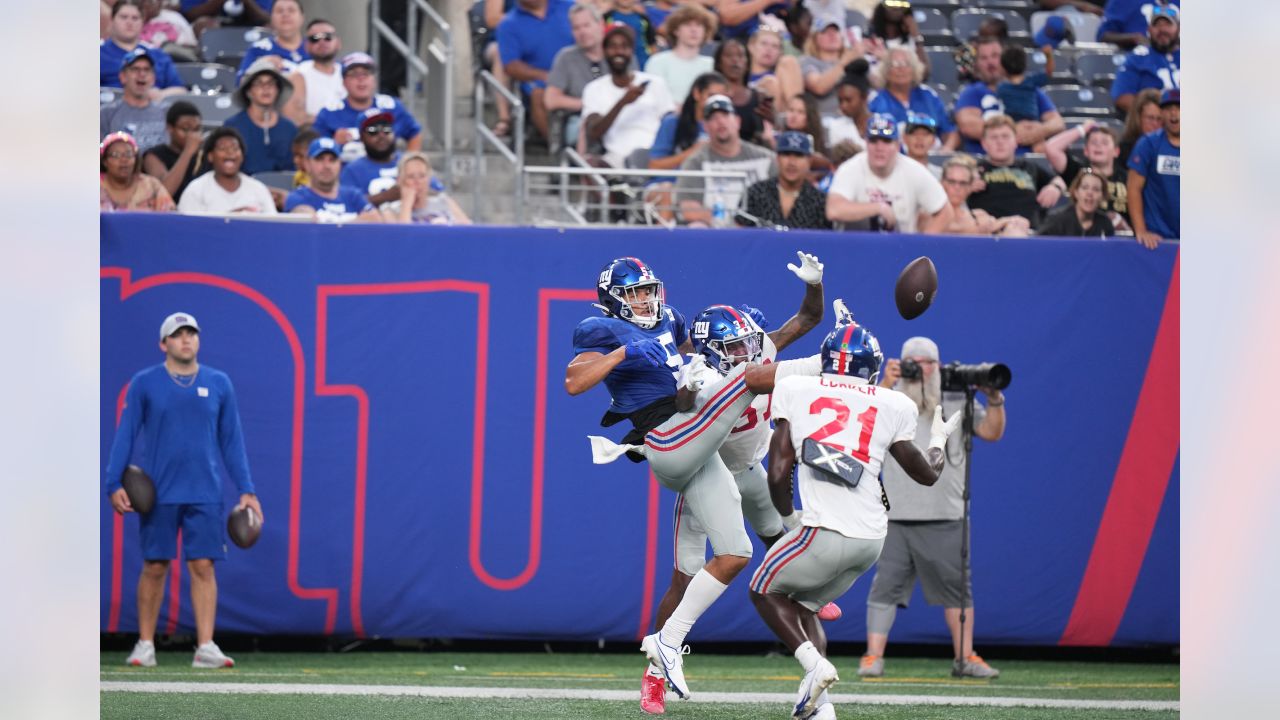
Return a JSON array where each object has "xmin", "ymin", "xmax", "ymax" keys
[
  {"xmin": 101, "ymin": 46, "xmax": 171, "ymax": 153},
  {"xmin": 675, "ymin": 95, "xmax": 776, "ymax": 226},
  {"xmin": 544, "ymin": 1, "xmax": 625, "ymax": 150}
]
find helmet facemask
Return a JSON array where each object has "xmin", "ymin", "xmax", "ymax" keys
[
  {"xmin": 706, "ymin": 330, "xmax": 764, "ymax": 374},
  {"xmin": 611, "ymin": 281, "xmax": 664, "ymax": 329}
]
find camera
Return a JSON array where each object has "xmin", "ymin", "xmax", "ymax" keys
[
  {"xmin": 940, "ymin": 362, "xmax": 1012, "ymax": 391},
  {"xmin": 899, "ymin": 357, "xmax": 922, "ymax": 380}
]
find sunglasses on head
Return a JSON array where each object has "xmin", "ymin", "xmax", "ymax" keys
[{"xmin": 308, "ymin": 32, "xmax": 335, "ymax": 42}]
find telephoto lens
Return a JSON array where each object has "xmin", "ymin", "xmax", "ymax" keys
[{"xmin": 899, "ymin": 357, "xmax": 922, "ymax": 379}]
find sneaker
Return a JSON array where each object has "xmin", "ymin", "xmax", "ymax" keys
[
  {"xmin": 641, "ymin": 632, "xmax": 691, "ymax": 699},
  {"xmin": 125, "ymin": 640, "xmax": 155, "ymax": 667},
  {"xmin": 952, "ymin": 654, "xmax": 1000, "ymax": 679},
  {"xmin": 792, "ymin": 657, "xmax": 838, "ymax": 719},
  {"xmin": 856, "ymin": 654, "xmax": 883, "ymax": 678},
  {"xmin": 192, "ymin": 641, "xmax": 235, "ymax": 668},
  {"xmin": 811, "ymin": 696, "xmax": 837, "ymax": 720},
  {"xmin": 640, "ymin": 669, "xmax": 667, "ymax": 714},
  {"xmin": 817, "ymin": 602, "xmax": 843, "ymax": 622}
]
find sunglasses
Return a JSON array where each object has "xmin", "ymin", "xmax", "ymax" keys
[
  {"xmin": 308, "ymin": 32, "xmax": 335, "ymax": 42},
  {"xmin": 362, "ymin": 124, "xmax": 394, "ymax": 135}
]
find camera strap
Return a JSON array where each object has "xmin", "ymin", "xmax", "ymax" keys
[{"xmin": 801, "ymin": 438, "xmax": 864, "ymax": 489}]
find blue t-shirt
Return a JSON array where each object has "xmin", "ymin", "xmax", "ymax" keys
[
  {"xmin": 718, "ymin": 1, "xmax": 790, "ymax": 40},
  {"xmin": 284, "ymin": 184, "xmax": 373, "ymax": 215},
  {"xmin": 1127, "ymin": 128, "xmax": 1179, "ymax": 239},
  {"xmin": 181, "ymin": 0, "xmax": 274, "ymax": 12},
  {"xmin": 572, "ymin": 308, "xmax": 688, "ymax": 416},
  {"xmin": 223, "ymin": 111, "xmax": 297, "ymax": 174},
  {"xmin": 996, "ymin": 73, "xmax": 1050, "ymax": 122},
  {"xmin": 1111, "ymin": 45, "xmax": 1180, "ymax": 102},
  {"xmin": 496, "ymin": 0, "xmax": 576, "ymax": 92},
  {"xmin": 647, "ymin": 113, "xmax": 699, "ymax": 185},
  {"xmin": 867, "ymin": 85, "xmax": 957, "ymax": 137},
  {"xmin": 313, "ymin": 95, "xmax": 423, "ymax": 143},
  {"xmin": 954, "ymin": 81, "xmax": 1056, "ymax": 155},
  {"xmin": 237, "ymin": 35, "xmax": 310, "ymax": 81},
  {"xmin": 340, "ymin": 152, "xmax": 446, "ymax": 198},
  {"xmin": 1097, "ymin": 1, "xmax": 1181, "ymax": 41},
  {"xmin": 104, "ymin": 364, "xmax": 254, "ymax": 504},
  {"xmin": 644, "ymin": 1, "xmax": 673, "ymax": 31},
  {"xmin": 100, "ymin": 39, "xmax": 183, "ymax": 89}
]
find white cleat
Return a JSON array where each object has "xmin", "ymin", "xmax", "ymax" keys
[
  {"xmin": 192, "ymin": 641, "xmax": 235, "ymax": 668},
  {"xmin": 640, "ymin": 632, "xmax": 691, "ymax": 699},
  {"xmin": 125, "ymin": 640, "xmax": 155, "ymax": 667},
  {"xmin": 809, "ymin": 690, "xmax": 836, "ymax": 719},
  {"xmin": 793, "ymin": 657, "xmax": 839, "ymax": 719}
]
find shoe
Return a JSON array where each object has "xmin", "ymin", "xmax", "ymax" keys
[
  {"xmin": 640, "ymin": 669, "xmax": 666, "ymax": 714},
  {"xmin": 125, "ymin": 640, "xmax": 155, "ymax": 667},
  {"xmin": 952, "ymin": 654, "xmax": 1000, "ymax": 679},
  {"xmin": 792, "ymin": 657, "xmax": 838, "ymax": 719},
  {"xmin": 817, "ymin": 602, "xmax": 843, "ymax": 621},
  {"xmin": 811, "ymin": 695, "xmax": 837, "ymax": 720},
  {"xmin": 640, "ymin": 632, "xmax": 691, "ymax": 700},
  {"xmin": 856, "ymin": 654, "xmax": 883, "ymax": 677},
  {"xmin": 192, "ymin": 641, "xmax": 235, "ymax": 668}
]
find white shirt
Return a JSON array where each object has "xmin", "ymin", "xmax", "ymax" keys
[
  {"xmin": 823, "ymin": 116, "xmax": 864, "ymax": 149},
  {"xmin": 827, "ymin": 153, "xmax": 948, "ymax": 233},
  {"xmin": 178, "ymin": 172, "xmax": 278, "ymax": 215},
  {"xmin": 294, "ymin": 59, "xmax": 347, "ymax": 118},
  {"xmin": 771, "ymin": 374, "xmax": 918, "ymax": 540},
  {"xmin": 580, "ymin": 71, "xmax": 676, "ymax": 168}
]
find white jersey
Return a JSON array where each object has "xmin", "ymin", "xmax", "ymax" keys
[
  {"xmin": 294, "ymin": 60, "xmax": 347, "ymax": 118},
  {"xmin": 771, "ymin": 374, "xmax": 918, "ymax": 540}
]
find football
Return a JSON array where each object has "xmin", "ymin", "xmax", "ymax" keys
[
  {"xmin": 227, "ymin": 506, "xmax": 262, "ymax": 549},
  {"xmin": 894, "ymin": 256, "xmax": 938, "ymax": 320},
  {"xmin": 121, "ymin": 465, "xmax": 155, "ymax": 514}
]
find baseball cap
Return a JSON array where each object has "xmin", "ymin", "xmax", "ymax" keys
[
  {"xmin": 703, "ymin": 94, "xmax": 736, "ymax": 119},
  {"xmin": 603, "ymin": 21, "xmax": 635, "ymax": 45},
  {"xmin": 359, "ymin": 107, "xmax": 395, "ymax": 130},
  {"xmin": 1159, "ymin": 87, "xmax": 1180, "ymax": 106},
  {"xmin": 119, "ymin": 46, "xmax": 154, "ymax": 72},
  {"xmin": 308, "ymin": 137, "xmax": 341, "ymax": 158},
  {"xmin": 775, "ymin": 130, "xmax": 813, "ymax": 155},
  {"xmin": 905, "ymin": 112, "xmax": 938, "ymax": 133},
  {"xmin": 160, "ymin": 312, "xmax": 200, "ymax": 340},
  {"xmin": 866, "ymin": 113, "xmax": 900, "ymax": 140},
  {"xmin": 1149, "ymin": 5, "xmax": 1179, "ymax": 25},
  {"xmin": 341, "ymin": 51, "xmax": 377, "ymax": 75}
]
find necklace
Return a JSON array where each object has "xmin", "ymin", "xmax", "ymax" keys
[{"xmin": 170, "ymin": 370, "xmax": 197, "ymax": 388}]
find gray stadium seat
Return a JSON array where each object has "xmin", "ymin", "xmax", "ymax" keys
[
  {"xmin": 199, "ymin": 26, "xmax": 267, "ymax": 65},
  {"xmin": 925, "ymin": 48, "xmax": 959, "ymax": 90},
  {"xmin": 846, "ymin": 10, "xmax": 868, "ymax": 33},
  {"xmin": 1029, "ymin": 48, "xmax": 1076, "ymax": 83},
  {"xmin": 911, "ymin": 0, "xmax": 961, "ymax": 17},
  {"xmin": 254, "ymin": 170, "xmax": 296, "ymax": 192},
  {"xmin": 913, "ymin": 8, "xmax": 954, "ymax": 44},
  {"xmin": 1074, "ymin": 52, "xmax": 1127, "ymax": 86},
  {"xmin": 100, "ymin": 86, "xmax": 124, "ymax": 106},
  {"xmin": 1044, "ymin": 84, "xmax": 1116, "ymax": 117},
  {"xmin": 175, "ymin": 63, "xmax": 238, "ymax": 95},
  {"xmin": 186, "ymin": 93, "xmax": 239, "ymax": 127}
]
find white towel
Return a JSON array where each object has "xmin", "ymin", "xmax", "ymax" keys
[{"xmin": 588, "ymin": 435, "xmax": 645, "ymax": 464}]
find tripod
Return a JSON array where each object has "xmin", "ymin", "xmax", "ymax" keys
[{"xmin": 957, "ymin": 386, "xmax": 977, "ymax": 665}]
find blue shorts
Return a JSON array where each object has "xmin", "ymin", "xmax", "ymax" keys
[{"xmin": 139, "ymin": 503, "xmax": 227, "ymax": 562}]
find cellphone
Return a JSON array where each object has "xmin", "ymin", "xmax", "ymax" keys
[{"xmin": 844, "ymin": 27, "xmax": 863, "ymax": 48}]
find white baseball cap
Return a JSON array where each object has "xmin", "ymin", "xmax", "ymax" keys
[{"xmin": 160, "ymin": 312, "xmax": 200, "ymax": 340}]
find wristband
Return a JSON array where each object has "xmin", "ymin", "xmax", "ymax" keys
[{"xmin": 988, "ymin": 399, "xmax": 1004, "ymax": 407}]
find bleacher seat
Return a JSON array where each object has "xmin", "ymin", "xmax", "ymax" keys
[
  {"xmin": 932, "ymin": 85, "xmax": 956, "ymax": 111},
  {"xmin": 254, "ymin": 170, "xmax": 296, "ymax": 192},
  {"xmin": 914, "ymin": 8, "xmax": 955, "ymax": 45},
  {"xmin": 1074, "ymin": 52, "xmax": 1127, "ymax": 87},
  {"xmin": 925, "ymin": 47, "xmax": 959, "ymax": 90},
  {"xmin": 952, "ymin": 9, "xmax": 1029, "ymax": 42},
  {"xmin": 100, "ymin": 86, "xmax": 124, "ymax": 106},
  {"xmin": 846, "ymin": 10, "xmax": 868, "ymax": 33},
  {"xmin": 175, "ymin": 63, "xmax": 238, "ymax": 95},
  {"xmin": 1030, "ymin": 10, "xmax": 1103, "ymax": 44},
  {"xmin": 186, "ymin": 93, "xmax": 239, "ymax": 127},
  {"xmin": 199, "ymin": 26, "xmax": 267, "ymax": 66},
  {"xmin": 1044, "ymin": 84, "xmax": 1116, "ymax": 117},
  {"xmin": 912, "ymin": 0, "xmax": 961, "ymax": 17},
  {"xmin": 1029, "ymin": 48, "xmax": 1075, "ymax": 83}
]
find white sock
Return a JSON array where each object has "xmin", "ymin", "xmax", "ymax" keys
[
  {"xmin": 659, "ymin": 569, "xmax": 728, "ymax": 647},
  {"xmin": 794, "ymin": 641, "xmax": 821, "ymax": 672}
]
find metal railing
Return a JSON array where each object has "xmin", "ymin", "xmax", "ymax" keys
[
  {"xmin": 473, "ymin": 70, "xmax": 525, "ymax": 224},
  {"xmin": 369, "ymin": 0, "xmax": 454, "ymax": 185}
]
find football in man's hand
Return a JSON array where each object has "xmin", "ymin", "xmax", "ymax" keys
[
  {"xmin": 894, "ymin": 256, "xmax": 938, "ymax": 320},
  {"xmin": 227, "ymin": 506, "xmax": 262, "ymax": 549},
  {"xmin": 122, "ymin": 465, "xmax": 155, "ymax": 514}
]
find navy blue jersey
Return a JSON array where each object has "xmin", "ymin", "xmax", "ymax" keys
[
  {"xmin": 237, "ymin": 35, "xmax": 309, "ymax": 82},
  {"xmin": 573, "ymin": 308, "xmax": 688, "ymax": 416},
  {"xmin": 1111, "ymin": 45, "xmax": 1180, "ymax": 101}
]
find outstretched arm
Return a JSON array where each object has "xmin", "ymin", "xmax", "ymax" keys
[
  {"xmin": 888, "ymin": 406, "xmax": 964, "ymax": 485},
  {"xmin": 768, "ymin": 251, "xmax": 825, "ymax": 352},
  {"xmin": 566, "ymin": 349, "xmax": 626, "ymax": 395}
]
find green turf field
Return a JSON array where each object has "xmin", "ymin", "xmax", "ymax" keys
[{"xmin": 100, "ymin": 650, "xmax": 1179, "ymax": 719}]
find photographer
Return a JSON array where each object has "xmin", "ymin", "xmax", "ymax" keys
[{"xmin": 858, "ymin": 336, "xmax": 1006, "ymax": 679}]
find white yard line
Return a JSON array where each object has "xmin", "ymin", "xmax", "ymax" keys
[{"xmin": 101, "ymin": 681, "xmax": 1179, "ymax": 712}]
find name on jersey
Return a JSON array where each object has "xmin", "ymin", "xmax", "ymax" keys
[
  {"xmin": 819, "ymin": 377, "xmax": 878, "ymax": 393},
  {"xmin": 1156, "ymin": 154, "xmax": 1180, "ymax": 176}
]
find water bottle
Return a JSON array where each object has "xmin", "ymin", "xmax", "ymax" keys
[{"xmin": 711, "ymin": 193, "xmax": 727, "ymax": 228}]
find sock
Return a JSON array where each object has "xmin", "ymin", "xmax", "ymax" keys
[
  {"xmin": 794, "ymin": 640, "xmax": 821, "ymax": 672},
  {"xmin": 659, "ymin": 569, "xmax": 728, "ymax": 647}
]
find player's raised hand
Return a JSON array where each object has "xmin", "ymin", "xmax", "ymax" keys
[
  {"xmin": 677, "ymin": 354, "xmax": 707, "ymax": 392},
  {"xmin": 739, "ymin": 304, "xmax": 769, "ymax": 329},
  {"xmin": 625, "ymin": 338, "xmax": 668, "ymax": 367},
  {"xmin": 787, "ymin": 251, "xmax": 823, "ymax": 285},
  {"xmin": 832, "ymin": 298, "xmax": 854, "ymax": 325},
  {"xmin": 928, "ymin": 406, "xmax": 964, "ymax": 450}
]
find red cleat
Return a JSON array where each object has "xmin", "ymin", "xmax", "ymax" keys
[
  {"xmin": 817, "ymin": 602, "xmax": 843, "ymax": 622},
  {"xmin": 641, "ymin": 670, "xmax": 667, "ymax": 714}
]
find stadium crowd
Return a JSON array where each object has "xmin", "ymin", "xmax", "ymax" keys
[{"xmin": 99, "ymin": 0, "xmax": 1180, "ymax": 242}]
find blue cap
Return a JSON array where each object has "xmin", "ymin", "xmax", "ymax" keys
[
  {"xmin": 1033, "ymin": 15, "xmax": 1073, "ymax": 48},
  {"xmin": 905, "ymin": 112, "xmax": 938, "ymax": 133},
  {"xmin": 775, "ymin": 131, "xmax": 814, "ymax": 155},
  {"xmin": 1159, "ymin": 88, "xmax": 1180, "ymax": 106},
  {"xmin": 1150, "ymin": 5, "xmax": 1179, "ymax": 25},
  {"xmin": 866, "ymin": 114, "xmax": 899, "ymax": 140},
  {"xmin": 703, "ymin": 94, "xmax": 736, "ymax": 119},
  {"xmin": 308, "ymin": 137, "xmax": 341, "ymax": 158},
  {"xmin": 119, "ymin": 46, "xmax": 154, "ymax": 72}
]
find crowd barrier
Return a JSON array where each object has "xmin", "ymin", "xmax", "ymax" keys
[{"xmin": 100, "ymin": 214, "xmax": 1178, "ymax": 647}]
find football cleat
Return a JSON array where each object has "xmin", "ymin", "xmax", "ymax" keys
[
  {"xmin": 641, "ymin": 632, "xmax": 691, "ymax": 699},
  {"xmin": 793, "ymin": 657, "xmax": 838, "ymax": 718},
  {"xmin": 640, "ymin": 669, "xmax": 667, "ymax": 714}
]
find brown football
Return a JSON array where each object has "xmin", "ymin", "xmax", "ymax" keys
[
  {"xmin": 227, "ymin": 506, "xmax": 262, "ymax": 549},
  {"xmin": 122, "ymin": 465, "xmax": 155, "ymax": 514},
  {"xmin": 894, "ymin": 256, "xmax": 938, "ymax": 320}
]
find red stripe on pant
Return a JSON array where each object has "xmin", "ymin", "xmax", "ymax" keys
[{"xmin": 752, "ymin": 527, "xmax": 816, "ymax": 594}]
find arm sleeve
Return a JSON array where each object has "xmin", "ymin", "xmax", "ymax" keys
[
  {"xmin": 1110, "ymin": 59, "xmax": 1139, "ymax": 101},
  {"xmin": 236, "ymin": 42, "xmax": 269, "ymax": 82},
  {"xmin": 572, "ymin": 318, "xmax": 619, "ymax": 356},
  {"xmin": 670, "ymin": 308, "xmax": 688, "ymax": 347},
  {"xmin": 954, "ymin": 83, "xmax": 986, "ymax": 111},
  {"xmin": 283, "ymin": 189, "xmax": 305, "ymax": 212},
  {"xmin": 217, "ymin": 377, "xmax": 255, "ymax": 495},
  {"xmin": 916, "ymin": 163, "xmax": 949, "ymax": 215},
  {"xmin": 496, "ymin": 17, "xmax": 523, "ymax": 67},
  {"xmin": 546, "ymin": 49, "xmax": 571, "ymax": 90},
  {"xmin": 157, "ymin": 52, "xmax": 184, "ymax": 89},
  {"xmin": 311, "ymin": 108, "xmax": 337, "ymax": 137},
  {"xmin": 1126, "ymin": 134, "xmax": 1152, "ymax": 177},
  {"xmin": 649, "ymin": 116, "xmax": 677, "ymax": 160},
  {"xmin": 770, "ymin": 379, "xmax": 794, "ymax": 423},
  {"xmin": 1035, "ymin": 88, "xmax": 1057, "ymax": 117},
  {"xmin": 394, "ymin": 104, "xmax": 424, "ymax": 140},
  {"xmin": 891, "ymin": 398, "xmax": 918, "ymax": 443},
  {"xmin": 103, "ymin": 378, "xmax": 143, "ymax": 495}
]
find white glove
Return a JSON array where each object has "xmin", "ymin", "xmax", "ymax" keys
[
  {"xmin": 787, "ymin": 251, "xmax": 823, "ymax": 285},
  {"xmin": 833, "ymin": 298, "xmax": 854, "ymax": 325},
  {"xmin": 780, "ymin": 511, "xmax": 801, "ymax": 531},
  {"xmin": 677, "ymin": 355, "xmax": 707, "ymax": 393},
  {"xmin": 929, "ymin": 406, "xmax": 964, "ymax": 450}
]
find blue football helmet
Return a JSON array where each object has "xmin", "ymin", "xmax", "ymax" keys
[
  {"xmin": 596, "ymin": 257, "xmax": 664, "ymax": 329},
  {"xmin": 820, "ymin": 321, "xmax": 883, "ymax": 382},
  {"xmin": 690, "ymin": 305, "xmax": 765, "ymax": 374}
]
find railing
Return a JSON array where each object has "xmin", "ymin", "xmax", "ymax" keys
[
  {"xmin": 473, "ymin": 69, "xmax": 525, "ymax": 224},
  {"xmin": 369, "ymin": 0, "xmax": 454, "ymax": 186}
]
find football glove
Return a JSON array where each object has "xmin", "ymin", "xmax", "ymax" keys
[
  {"xmin": 787, "ymin": 251, "xmax": 824, "ymax": 285},
  {"xmin": 833, "ymin": 298, "xmax": 854, "ymax": 325},
  {"xmin": 677, "ymin": 354, "xmax": 707, "ymax": 392},
  {"xmin": 625, "ymin": 338, "xmax": 667, "ymax": 368},
  {"xmin": 739, "ymin": 304, "xmax": 769, "ymax": 329},
  {"xmin": 929, "ymin": 406, "xmax": 964, "ymax": 450}
]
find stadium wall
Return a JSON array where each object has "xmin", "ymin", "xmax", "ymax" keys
[{"xmin": 100, "ymin": 215, "xmax": 1179, "ymax": 647}]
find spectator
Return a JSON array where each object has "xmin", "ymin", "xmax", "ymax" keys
[
  {"xmin": 382, "ymin": 152, "xmax": 471, "ymax": 225},
  {"xmin": 181, "ymin": 0, "xmax": 271, "ymax": 36},
  {"xmin": 101, "ymin": 47, "xmax": 172, "ymax": 152},
  {"xmin": 823, "ymin": 60, "xmax": 872, "ymax": 150},
  {"xmin": 498, "ymin": 0, "xmax": 577, "ymax": 144},
  {"xmin": 284, "ymin": 18, "xmax": 346, "ymax": 125},
  {"xmin": 1126, "ymin": 88, "xmax": 1179, "ymax": 248},
  {"xmin": 716, "ymin": 38, "xmax": 775, "ymax": 146},
  {"xmin": 481, "ymin": 0, "xmax": 517, "ymax": 140},
  {"xmin": 742, "ymin": 131, "xmax": 832, "ymax": 230},
  {"xmin": 781, "ymin": 1, "xmax": 812, "ymax": 59},
  {"xmin": 341, "ymin": 109, "xmax": 404, "ymax": 205},
  {"xmin": 139, "ymin": 0, "xmax": 197, "ymax": 59},
  {"xmin": 581, "ymin": 24, "xmax": 676, "ymax": 168},
  {"xmin": 284, "ymin": 138, "xmax": 379, "ymax": 220},
  {"xmin": 142, "ymin": 101, "xmax": 205, "ymax": 203},
  {"xmin": 995, "ymin": 45, "xmax": 1052, "ymax": 136},
  {"xmin": 780, "ymin": 94, "xmax": 834, "ymax": 177},
  {"xmin": 903, "ymin": 113, "xmax": 942, "ymax": 180},
  {"xmin": 1097, "ymin": 0, "xmax": 1179, "ymax": 49},
  {"xmin": 868, "ymin": 47, "xmax": 958, "ymax": 150},
  {"xmin": 1044, "ymin": 120, "xmax": 1131, "ymax": 230},
  {"xmin": 716, "ymin": 0, "xmax": 792, "ymax": 42},
  {"xmin": 225, "ymin": 58, "xmax": 298, "ymax": 174},
  {"xmin": 644, "ymin": 3, "xmax": 716, "ymax": 104},
  {"xmin": 290, "ymin": 127, "xmax": 318, "ymax": 188},
  {"xmin": 938, "ymin": 155, "xmax": 1029, "ymax": 236},
  {"xmin": 546, "ymin": 2, "xmax": 613, "ymax": 152},
  {"xmin": 178, "ymin": 127, "xmax": 278, "ymax": 214},
  {"xmin": 675, "ymin": 95, "xmax": 777, "ymax": 226},
  {"xmin": 801, "ymin": 18, "xmax": 863, "ymax": 118},
  {"xmin": 1038, "ymin": 169, "xmax": 1115, "ymax": 237},
  {"xmin": 967, "ymin": 115, "xmax": 1066, "ymax": 227},
  {"xmin": 1118, "ymin": 88, "xmax": 1162, "ymax": 166},
  {"xmin": 236, "ymin": 0, "xmax": 309, "ymax": 81},
  {"xmin": 747, "ymin": 26, "xmax": 803, "ymax": 107},
  {"xmin": 646, "ymin": 72, "xmax": 728, "ymax": 220},
  {"xmin": 1038, "ymin": 0, "xmax": 1104, "ymax": 16},
  {"xmin": 825, "ymin": 114, "xmax": 952, "ymax": 234},
  {"xmin": 1111, "ymin": 5, "xmax": 1180, "ymax": 115},
  {"xmin": 953, "ymin": 16, "xmax": 1008, "ymax": 86},
  {"xmin": 101, "ymin": 0, "xmax": 184, "ymax": 96},
  {"xmin": 100, "ymin": 131, "xmax": 176, "ymax": 212},
  {"xmin": 313, "ymin": 52, "xmax": 423, "ymax": 154},
  {"xmin": 605, "ymin": 0, "xmax": 657, "ymax": 69},
  {"xmin": 954, "ymin": 37, "xmax": 1064, "ymax": 156},
  {"xmin": 865, "ymin": 0, "xmax": 929, "ymax": 69}
]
